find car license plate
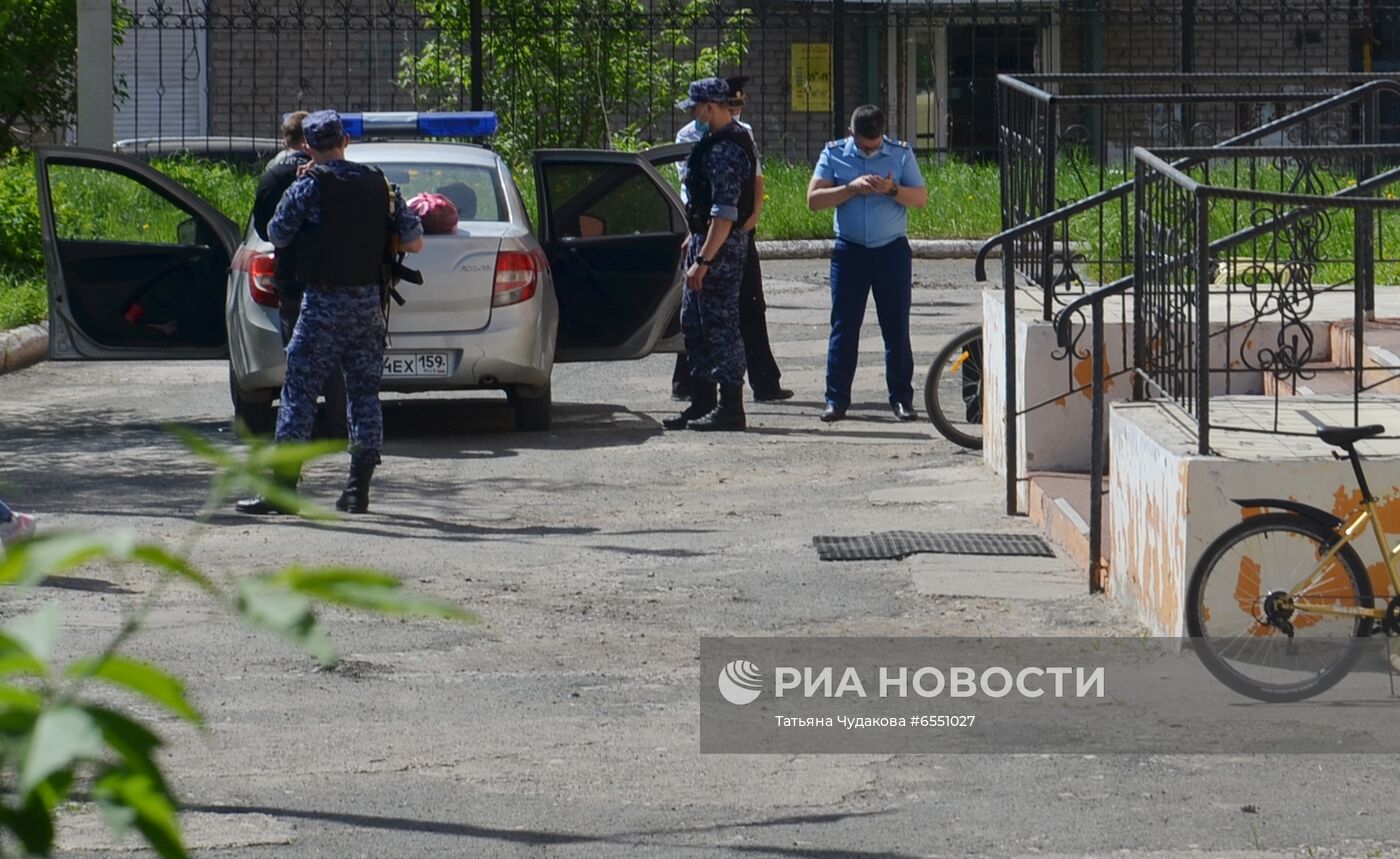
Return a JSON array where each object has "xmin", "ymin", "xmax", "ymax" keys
[{"xmin": 382, "ymin": 352, "xmax": 450, "ymax": 377}]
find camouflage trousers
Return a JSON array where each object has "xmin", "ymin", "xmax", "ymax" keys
[
  {"xmin": 276, "ymin": 284, "xmax": 386, "ymax": 464},
  {"xmin": 682, "ymin": 230, "xmax": 748, "ymax": 387}
]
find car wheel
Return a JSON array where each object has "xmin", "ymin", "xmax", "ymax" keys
[
  {"xmin": 513, "ymin": 382, "xmax": 552, "ymax": 431},
  {"xmin": 229, "ymin": 365, "xmax": 277, "ymax": 437}
]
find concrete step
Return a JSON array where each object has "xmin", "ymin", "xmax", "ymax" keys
[
  {"xmin": 1330, "ymin": 319, "xmax": 1400, "ymax": 394},
  {"xmin": 1027, "ymin": 471, "xmax": 1109, "ymax": 589},
  {"xmin": 1261, "ymin": 364, "xmax": 1356, "ymax": 397}
]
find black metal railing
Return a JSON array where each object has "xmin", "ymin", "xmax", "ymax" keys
[
  {"xmin": 979, "ymin": 78, "xmax": 1400, "ymax": 536},
  {"xmin": 1054, "ymin": 86, "xmax": 1400, "ymax": 590},
  {"xmin": 1134, "ymin": 143, "xmax": 1400, "ymax": 448},
  {"xmin": 988, "ymin": 72, "xmax": 1396, "ymax": 322}
]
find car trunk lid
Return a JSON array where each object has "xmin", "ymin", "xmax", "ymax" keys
[{"xmin": 388, "ymin": 223, "xmax": 513, "ymax": 334}]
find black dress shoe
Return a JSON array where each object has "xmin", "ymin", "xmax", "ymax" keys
[
  {"xmin": 753, "ymin": 387, "xmax": 794, "ymax": 402},
  {"xmin": 235, "ymin": 495, "xmax": 288, "ymax": 515},
  {"xmin": 819, "ymin": 403, "xmax": 846, "ymax": 423},
  {"xmin": 892, "ymin": 402, "xmax": 918, "ymax": 422}
]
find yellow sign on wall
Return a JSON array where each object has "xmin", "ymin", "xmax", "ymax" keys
[{"xmin": 791, "ymin": 43, "xmax": 831, "ymax": 113}]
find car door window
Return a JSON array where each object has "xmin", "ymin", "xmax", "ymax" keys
[
  {"xmin": 43, "ymin": 162, "xmax": 228, "ymax": 350},
  {"xmin": 48, "ymin": 164, "xmax": 205, "ymax": 246},
  {"xmin": 545, "ymin": 163, "xmax": 679, "ymax": 238}
]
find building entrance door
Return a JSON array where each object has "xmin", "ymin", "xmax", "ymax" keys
[{"xmin": 947, "ymin": 25, "xmax": 1039, "ymax": 156}]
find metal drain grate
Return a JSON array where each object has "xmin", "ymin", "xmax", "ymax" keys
[{"xmin": 813, "ymin": 530, "xmax": 1055, "ymax": 561}]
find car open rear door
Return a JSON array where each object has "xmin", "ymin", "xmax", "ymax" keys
[
  {"xmin": 532, "ymin": 150, "xmax": 687, "ymax": 362},
  {"xmin": 35, "ymin": 146, "xmax": 240, "ymax": 360}
]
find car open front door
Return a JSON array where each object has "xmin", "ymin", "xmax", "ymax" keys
[
  {"xmin": 532, "ymin": 150, "xmax": 687, "ymax": 362},
  {"xmin": 35, "ymin": 146, "xmax": 240, "ymax": 360}
]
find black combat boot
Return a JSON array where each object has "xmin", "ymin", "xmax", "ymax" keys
[
  {"xmin": 663, "ymin": 378, "xmax": 717, "ymax": 430},
  {"xmin": 235, "ymin": 465, "xmax": 301, "ymax": 515},
  {"xmin": 335, "ymin": 454, "xmax": 376, "ymax": 514},
  {"xmin": 688, "ymin": 383, "xmax": 746, "ymax": 432}
]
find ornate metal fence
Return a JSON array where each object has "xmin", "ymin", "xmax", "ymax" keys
[
  {"xmin": 991, "ymin": 72, "xmax": 1391, "ymax": 323},
  {"xmin": 1135, "ymin": 142, "xmax": 1400, "ymax": 452},
  {"xmin": 977, "ymin": 76, "xmax": 1400, "ymax": 532},
  {"xmin": 112, "ymin": 0, "xmax": 1400, "ymax": 164}
]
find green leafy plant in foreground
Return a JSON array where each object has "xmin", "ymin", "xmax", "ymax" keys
[{"xmin": 0, "ymin": 430, "xmax": 476, "ymax": 857}]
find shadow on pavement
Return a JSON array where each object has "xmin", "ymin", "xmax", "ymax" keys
[
  {"xmin": 382, "ymin": 398, "xmax": 665, "ymax": 456},
  {"xmin": 174, "ymin": 801, "xmax": 914, "ymax": 856},
  {"xmin": 40, "ymin": 575, "xmax": 138, "ymax": 595}
]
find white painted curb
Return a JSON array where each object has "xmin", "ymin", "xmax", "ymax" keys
[
  {"xmin": 0, "ymin": 323, "xmax": 48, "ymax": 375},
  {"xmin": 756, "ymin": 239, "xmax": 996, "ymax": 260}
]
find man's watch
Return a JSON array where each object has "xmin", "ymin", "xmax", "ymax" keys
[
  {"xmin": 885, "ymin": 184, "xmax": 899, "ymax": 198},
  {"xmin": 696, "ymin": 256, "xmax": 714, "ymax": 267}
]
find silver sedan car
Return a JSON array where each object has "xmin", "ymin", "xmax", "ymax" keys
[{"xmin": 35, "ymin": 118, "xmax": 690, "ymax": 431}]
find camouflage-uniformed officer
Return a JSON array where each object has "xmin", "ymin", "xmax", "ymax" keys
[
  {"xmin": 251, "ymin": 110, "xmax": 348, "ymax": 439},
  {"xmin": 663, "ymin": 77, "xmax": 754, "ymax": 432},
  {"xmin": 236, "ymin": 109, "xmax": 424, "ymax": 515}
]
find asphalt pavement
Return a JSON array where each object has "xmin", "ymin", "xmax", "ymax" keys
[{"xmin": 2, "ymin": 260, "xmax": 1396, "ymax": 858}]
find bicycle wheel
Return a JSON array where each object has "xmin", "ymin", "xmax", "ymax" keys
[
  {"xmin": 1185, "ymin": 512, "xmax": 1374, "ymax": 702},
  {"xmin": 925, "ymin": 326, "xmax": 983, "ymax": 450}
]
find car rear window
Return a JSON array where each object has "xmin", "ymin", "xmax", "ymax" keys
[{"xmin": 376, "ymin": 163, "xmax": 505, "ymax": 223}]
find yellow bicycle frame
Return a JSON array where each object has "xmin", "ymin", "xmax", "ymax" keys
[{"xmin": 1282, "ymin": 502, "xmax": 1399, "ymax": 621}]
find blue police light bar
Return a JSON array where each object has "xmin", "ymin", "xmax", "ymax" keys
[{"xmin": 338, "ymin": 111, "xmax": 498, "ymax": 139}]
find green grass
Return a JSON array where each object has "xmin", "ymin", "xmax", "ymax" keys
[
  {"xmin": 10, "ymin": 144, "xmax": 1400, "ymax": 333},
  {"xmin": 0, "ymin": 149, "xmax": 1008, "ymax": 331},
  {"xmin": 512, "ymin": 155, "xmax": 1003, "ymax": 240},
  {"xmin": 24, "ymin": 147, "xmax": 1399, "ymax": 333},
  {"xmin": 48, "ymin": 154, "xmax": 258, "ymax": 245},
  {"xmin": 758, "ymin": 156, "xmax": 1002, "ymax": 240},
  {"xmin": 0, "ymin": 266, "xmax": 44, "ymax": 330}
]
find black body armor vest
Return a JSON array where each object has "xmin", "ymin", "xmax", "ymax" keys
[
  {"xmin": 683, "ymin": 125, "xmax": 757, "ymax": 235},
  {"xmin": 293, "ymin": 165, "xmax": 392, "ymax": 287}
]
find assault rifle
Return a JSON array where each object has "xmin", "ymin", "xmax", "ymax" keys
[{"xmin": 380, "ymin": 231, "xmax": 422, "ymax": 308}]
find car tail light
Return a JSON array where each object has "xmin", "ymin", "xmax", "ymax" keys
[
  {"xmin": 492, "ymin": 250, "xmax": 539, "ymax": 308},
  {"xmin": 245, "ymin": 252, "xmax": 279, "ymax": 309}
]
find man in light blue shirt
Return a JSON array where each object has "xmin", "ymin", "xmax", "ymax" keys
[{"xmin": 807, "ymin": 104, "xmax": 928, "ymax": 422}]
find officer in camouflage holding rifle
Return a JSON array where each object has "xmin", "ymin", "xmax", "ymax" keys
[{"xmin": 237, "ymin": 110, "xmax": 424, "ymax": 515}]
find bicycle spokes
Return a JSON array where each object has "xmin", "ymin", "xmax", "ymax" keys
[{"xmin": 1188, "ymin": 514, "xmax": 1372, "ymax": 701}]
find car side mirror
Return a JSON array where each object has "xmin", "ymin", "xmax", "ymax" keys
[
  {"xmin": 176, "ymin": 216, "xmax": 199, "ymax": 245},
  {"xmin": 577, "ymin": 213, "xmax": 607, "ymax": 238}
]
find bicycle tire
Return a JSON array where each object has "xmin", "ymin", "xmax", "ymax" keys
[
  {"xmin": 925, "ymin": 325, "xmax": 984, "ymax": 450},
  {"xmin": 1185, "ymin": 512, "xmax": 1374, "ymax": 702}
]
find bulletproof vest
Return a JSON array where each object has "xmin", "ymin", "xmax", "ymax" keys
[
  {"xmin": 293, "ymin": 165, "xmax": 392, "ymax": 287},
  {"xmin": 683, "ymin": 124, "xmax": 756, "ymax": 234}
]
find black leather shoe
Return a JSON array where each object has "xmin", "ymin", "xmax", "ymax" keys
[
  {"xmin": 893, "ymin": 402, "xmax": 918, "ymax": 422},
  {"xmin": 819, "ymin": 403, "xmax": 846, "ymax": 423},
  {"xmin": 235, "ymin": 495, "xmax": 289, "ymax": 515},
  {"xmin": 753, "ymin": 387, "xmax": 794, "ymax": 402}
]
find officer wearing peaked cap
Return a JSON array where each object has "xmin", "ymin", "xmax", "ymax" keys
[
  {"xmin": 670, "ymin": 77, "xmax": 791, "ymax": 404},
  {"xmin": 664, "ymin": 77, "xmax": 756, "ymax": 432},
  {"xmin": 237, "ymin": 109, "xmax": 425, "ymax": 516}
]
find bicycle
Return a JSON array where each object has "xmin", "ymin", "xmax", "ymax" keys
[
  {"xmin": 1185, "ymin": 424, "xmax": 1400, "ymax": 702},
  {"xmin": 924, "ymin": 325, "xmax": 984, "ymax": 450}
]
